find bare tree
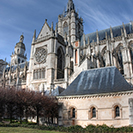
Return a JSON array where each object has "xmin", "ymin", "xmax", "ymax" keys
[
  {"xmin": 0, "ymin": 87, "xmax": 6, "ymax": 122},
  {"xmin": 5, "ymin": 87, "xmax": 17, "ymax": 123}
]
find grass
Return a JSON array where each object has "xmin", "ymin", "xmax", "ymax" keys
[{"xmin": 0, "ymin": 127, "xmax": 64, "ymax": 133}]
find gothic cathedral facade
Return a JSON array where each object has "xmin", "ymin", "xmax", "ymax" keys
[
  {"xmin": 1, "ymin": 0, "xmax": 133, "ymax": 91},
  {"xmin": 27, "ymin": 0, "xmax": 133, "ymax": 92}
]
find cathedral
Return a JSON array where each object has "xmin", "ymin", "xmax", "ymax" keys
[{"xmin": 1, "ymin": 0, "xmax": 133, "ymax": 127}]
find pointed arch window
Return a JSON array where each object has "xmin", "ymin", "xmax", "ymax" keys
[
  {"xmin": 72, "ymin": 108, "xmax": 75, "ymax": 118},
  {"xmin": 68, "ymin": 107, "xmax": 77, "ymax": 119},
  {"xmin": 112, "ymin": 104, "xmax": 121, "ymax": 119},
  {"xmin": 57, "ymin": 47, "xmax": 64, "ymax": 79},
  {"xmin": 115, "ymin": 106, "xmax": 120, "ymax": 117},
  {"xmin": 89, "ymin": 106, "xmax": 97, "ymax": 119},
  {"xmin": 113, "ymin": 45, "xmax": 124, "ymax": 75},
  {"xmin": 101, "ymin": 47, "xmax": 106, "ymax": 67},
  {"xmin": 63, "ymin": 22, "xmax": 68, "ymax": 36},
  {"xmin": 92, "ymin": 107, "xmax": 96, "ymax": 118}
]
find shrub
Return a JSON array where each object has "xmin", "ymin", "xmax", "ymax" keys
[
  {"xmin": 85, "ymin": 124, "xmax": 96, "ymax": 133},
  {"xmin": 67, "ymin": 125, "xmax": 84, "ymax": 133},
  {"xmin": 0, "ymin": 123, "xmax": 133, "ymax": 133}
]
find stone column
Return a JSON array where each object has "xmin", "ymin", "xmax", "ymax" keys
[
  {"xmin": 64, "ymin": 68, "xmax": 68, "ymax": 88},
  {"xmin": 38, "ymin": 69, "xmax": 40, "ymax": 79},
  {"xmin": 35, "ymin": 70, "xmax": 38, "ymax": 79},
  {"xmin": 128, "ymin": 98, "xmax": 133, "ymax": 126},
  {"xmin": 127, "ymin": 48, "xmax": 133, "ymax": 75},
  {"xmin": 97, "ymin": 58, "xmax": 100, "ymax": 68},
  {"xmin": 106, "ymin": 51, "xmax": 110, "ymax": 66}
]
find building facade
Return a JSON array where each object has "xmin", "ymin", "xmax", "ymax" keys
[
  {"xmin": 57, "ymin": 67, "xmax": 133, "ymax": 127},
  {"xmin": 1, "ymin": 0, "xmax": 133, "ymax": 127},
  {"xmin": 26, "ymin": 0, "xmax": 133, "ymax": 92}
]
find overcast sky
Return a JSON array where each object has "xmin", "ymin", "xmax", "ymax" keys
[{"xmin": 0, "ymin": 0, "xmax": 133, "ymax": 63}]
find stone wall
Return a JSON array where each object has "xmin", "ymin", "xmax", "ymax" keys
[{"xmin": 58, "ymin": 91, "xmax": 133, "ymax": 127}]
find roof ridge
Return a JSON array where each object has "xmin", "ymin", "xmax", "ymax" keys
[
  {"xmin": 82, "ymin": 66, "xmax": 116, "ymax": 72},
  {"xmin": 85, "ymin": 22, "xmax": 130, "ymax": 36}
]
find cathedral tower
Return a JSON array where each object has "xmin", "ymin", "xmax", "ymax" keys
[
  {"xmin": 58, "ymin": 0, "xmax": 83, "ymax": 44},
  {"xmin": 11, "ymin": 35, "xmax": 27, "ymax": 66}
]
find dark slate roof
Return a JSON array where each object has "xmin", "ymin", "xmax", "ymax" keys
[
  {"xmin": 5, "ymin": 62, "xmax": 29, "ymax": 72},
  {"xmin": 60, "ymin": 67, "xmax": 133, "ymax": 96},
  {"xmin": 80, "ymin": 23, "xmax": 133, "ymax": 46},
  {"xmin": 44, "ymin": 86, "xmax": 65, "ymax": 96},
  {"xmin": 51, "ymin": 86, "xmax": 65, "ymax": 96}
]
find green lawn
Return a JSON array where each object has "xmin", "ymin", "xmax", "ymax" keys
[{"xmin": 0, "ymin": 127, "xmax": 63, "ymax": 133}]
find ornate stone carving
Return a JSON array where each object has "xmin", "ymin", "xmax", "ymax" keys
[{"xmin": 35, "ymin": 48, "xmax": 47, "ymax": 64}]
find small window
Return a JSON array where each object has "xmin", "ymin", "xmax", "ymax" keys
[
  {"xmin": 18, "ymin": 58, "xmax": 20, "ymax": 63},
  {"xmin": 69, "ymin": 107, "xmax": 77, "ymax": 119},
  {"xmin": 92, "ymin": 107, "xmax": 96, "ymax": 118},
  {"xmin": 72, "ymin": 108, "xmax": 75, "ymax": 118},
  {"xmin": 115, "ymin": 106, "xmax": 120, "ymax": 117},
  {"xmin": 17, "ymin": 49, "xmax": 19, "ymax": 53}
]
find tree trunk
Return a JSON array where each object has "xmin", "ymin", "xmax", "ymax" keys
[
  {"xmin": 0, "ymin": 117, "xmax": 2, "ymax": 122},
  {"xmin": 20, "ymin": 116, "xmax": 22, "ymax": 124},
  {"xmin": 25, "ymin": 106, "xmax": 28, "ymax": 123},
  {"xmin": 37, "ymin": 108, "xmax": 39, "ymax": 125},
  {"xmin": 10, "ymin": 112, "xmax": 12, "ymax": 123}
]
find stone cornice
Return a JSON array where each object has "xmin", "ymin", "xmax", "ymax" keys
[{"xmin": 57, "ymin": 90, "xmax": 133, "ymax": 100}]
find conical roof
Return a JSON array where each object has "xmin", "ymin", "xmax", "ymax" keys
[{"xmin": 60, "ymin": 66, "xmax": 133, "ymax": 96}]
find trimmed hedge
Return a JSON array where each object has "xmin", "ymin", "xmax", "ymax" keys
[{"xmin": 0, "ymin": 123, "xmax": 133, "ymax": 133}]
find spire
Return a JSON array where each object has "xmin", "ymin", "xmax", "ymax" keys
[
  {"xmin": 55, "ymin": 23, "xmax": 58, "ymax": 36},
  {"xmin": 110, "ymin": 26, "xmax": 114, "ymax": 41},
  {"xmin": 96, "ymin": 30, "xmax": 99, "ymax": 44},
  {"xmin": 105, "ymin": 32, "xmax": 108, "ymax": 40},
  {"xmin": 88, "ymin": 36, "xmax": 90, "ymax": 45},
  {"xmin": 122, "ymin": 22, "xmax": 127, "ymax": 38},
  {"xmin": 32, "ymin": 30, "xmax": 36, "ymax": 43},
  {"xmin": 121, "ymin": 28, "xmax": 124, "ymax": 37},
  {"xmin": 67, "ymin": 0, "xmax": 75, "ymax": 13},
  {"xmin": 63, "ymin": 6, "xmax": 66, "ymax": 16},
  {"xmin": 51, "ymin": 22, "xmax": 54, "ymax": 31},
  {"xmin": 83, "ymin": 34, "xmax": 86, "ymax": 47},
  {"xmin": 105, "ymin": 32, "xmax": 110, "ymax": 51},
  {"xmin": 20, "ymin": 35, "xmax": 24, "ymax": 43}
]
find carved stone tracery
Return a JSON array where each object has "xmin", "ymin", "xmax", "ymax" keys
[{"xmin": 35, "ymin": 48, "xmax": 47, "ymax": 64}]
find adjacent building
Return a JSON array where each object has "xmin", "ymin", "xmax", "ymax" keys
[{"xmin": 57, "ymin": 67, "xmax": 133, "ymax": 127}]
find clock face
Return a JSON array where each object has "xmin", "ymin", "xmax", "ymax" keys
[
  {"xmin": 35, "ymin": 48, "xmax": 47, "ymax": 64},
  {"xmin": 75, "ymin": 41, "xmax": 79, "ymax": 47}
]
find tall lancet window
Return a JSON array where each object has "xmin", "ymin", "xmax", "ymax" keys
[
  {"xmin": 63, "ymin": 22, "xmax": 68, "ymax": 37},
  {"xmin": 113, "ymin": 44, "xmax": 124, "ymax": 75},
  {"xmin": 129, "ymin": 43, "xmax": 133, "ymax": 72},
  {"xmin": 101, "ymin": 47, "xmax": 106, "ymax": 67},
  {"xmin": 57, "ymin": 47, "xmax": 64, "ymax": 79}
]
